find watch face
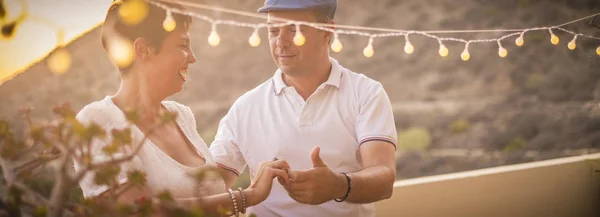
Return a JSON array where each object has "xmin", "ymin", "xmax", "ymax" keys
[{"xmin": 591, "ymin": 15, "xmax": 600, "ymax": 30}]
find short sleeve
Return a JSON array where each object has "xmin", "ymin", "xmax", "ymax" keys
[
  {"xmin": 355, "ymin": 83, "xmax": 398, "ymax": 149},
  {"xmin": 208, "ymin": 106, "xmax": 246, "ymax": 176},
  {"xmin": 73, "ymin": 103, "xmax": 143, "ymax": 198}
]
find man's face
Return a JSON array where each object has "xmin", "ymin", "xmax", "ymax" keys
[{"xmin": 267, "ymin": 10, "xmax": 331, "ymax": 77}]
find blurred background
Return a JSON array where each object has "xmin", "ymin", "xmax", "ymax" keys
[{"xmin": 1, "ymin": 0, "xmax": 600, "ymax": 192}]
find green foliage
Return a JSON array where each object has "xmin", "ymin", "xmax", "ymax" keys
[
  {"xmin": 33, "ymin": 205, "xmax": 47, "ymax": 217},
  {"xmin": 504, "ymin": 136, "xmax": 528, "ymax": 152},
  {"xmin": 397, "ymin": 127, "xmax": 432, "ymax": 151},
  {"xmin": 525, "ymin": 73, "xmax": 545, "ymax": 90},
  {"xmin": 449, "ymin": 119, "xmax": 471, "ymax": 134},
  {"xmin": 0, "ymin": 103, "xmax": 207, "ymax": 217},
  {"xmin": 93, "ymin": 165, "xmax": 121, "ymax": 186},
  {"xmin": 127, "ymin": 169, "xmax": 148, "ymax": 187}
]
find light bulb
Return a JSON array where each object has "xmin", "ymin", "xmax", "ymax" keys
[
  {"xmin": 498, "ymin": 47, "xmax": 508, "ymax": 58},
  {"xmin": 404, "ymin": 41, "xmax": 414, "ymax": 54},
  {"xmin": 331, "ymin": 35, "xmax": 343, "ymax": 52},
  {"xmin": 293, "ymin": 25, "xmax": 305, "ymax": 46},
  {"xmin": 596, "ymin": 46, "xmax": 600, "ymax": 56},
  {"xmin": 404, "ymin": 35, "xmax": 414, "ymax": 54},
  {"xmin": 208, "ymin": 25, "xmax": 220, "ymax": 47},
  {"xmin": 567, "ymin": 35, "xmax": 577, "ymax": 50},
  {"xmin": 107, "ymin": 36, "xmax": 134, "ymax": 68},
  {"xmin": 249, "ymin": 29, "xmax": 261, "ymax": 47},
  {"xmin": 363, "ymin": 44, "xmax": 374, "ymax": 58},
  {"xmin": 515, "ymin": 34, "xmax": 524, "ymax": 47},
  {"xmin": 47, "ymin": 47, "xmax": 71, "ymax": 75},
  {"xmin": 461, "ymin": 48, "xmax": 470, "ymax": 61},
  {"xmin": 549, "ymin": 29, "xmax": 559, "ymax": 45},
  {"xmin": 163, "ymin": 11, "xmax": 176, "ymax": 32},
  {"xmin": 118, "ymin": 0, "xmax": 149, "ymax": 26},
  {"xmin": 438, "ymin": 44, "xmax": 448, "ymax": 57}
]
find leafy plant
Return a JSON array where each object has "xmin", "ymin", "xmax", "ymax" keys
[{"xmin": 0, "ymin": 103, "xmax": 217, "ymax": 217}]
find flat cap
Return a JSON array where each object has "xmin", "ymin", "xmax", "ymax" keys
[{"xmin": 257, "ymin": 0, "xmax": 337, "ymax": 19}]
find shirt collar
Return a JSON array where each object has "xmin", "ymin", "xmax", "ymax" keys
[{"xmin": 272, "ymin": 57, "xmax": 343, "ymax": 95}]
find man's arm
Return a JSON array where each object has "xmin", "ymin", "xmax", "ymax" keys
[
  {"xmin": 339, "ymin": 140, "xmax": 396, "ymax": 203},
  {"xmin": 282, "ymin": 141, "xmax": 396, "ymax": 204},
  {"xmin": 217, "ymin": 165, "xmax": 240, "ymax": 189}
]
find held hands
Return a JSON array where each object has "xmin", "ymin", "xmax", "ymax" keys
[
  {"xmin": 279, "ymin": 147, "xmax": 347, "ymax": 205},
  {"xmin": 244, "ymin": 159, "xmax": 292, "ymax": 206}
]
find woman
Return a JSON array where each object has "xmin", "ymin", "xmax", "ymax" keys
[{"xmin": 73, "ymin": 1, "xmax": 289, "ymax": 215}]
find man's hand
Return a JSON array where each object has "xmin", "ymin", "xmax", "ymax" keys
[{"xmin": 279, "ymin": 147, "xmax": 348, "ymax": 205}]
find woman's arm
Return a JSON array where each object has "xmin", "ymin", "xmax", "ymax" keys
[{"xmin": 178, "ymin": 159, "xmax": 291, "ymax": 215}]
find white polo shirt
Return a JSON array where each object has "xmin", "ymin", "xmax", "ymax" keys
[{"xmin": 209, "ymin": 57, "xmax": 397, "ymax": 217}]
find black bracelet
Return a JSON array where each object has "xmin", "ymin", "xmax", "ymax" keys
[{"xmin": 334, "ymin": 173, "xmax": 351, "ymax": 202}]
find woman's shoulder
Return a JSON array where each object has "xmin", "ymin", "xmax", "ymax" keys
[
  {"xmin": 76, "ymin": 97, "xmax": 124, "ymax": 126},
  {"xmin": 162, "ymin": 101, "xmax": 193, "ymax": 117}
]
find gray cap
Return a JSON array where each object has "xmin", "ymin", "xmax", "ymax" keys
[{"xmin": 257, "ymin": 0, "xmax": 337, "ymax": 19}]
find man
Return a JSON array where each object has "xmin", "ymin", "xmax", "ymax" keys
[{"xmin": 209, "ymin": 0, "xmax": 397, "ymax": 216}]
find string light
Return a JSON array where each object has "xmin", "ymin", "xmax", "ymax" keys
[
  {"xmin": 597, "ymin": 46, "xmax": 600, "ymax": 56},
  {"xmin": 47, "ymin": 30, "xmax": 71, "ymax": 74},
  {"xmin": 331, "ymin": 33, "xmax": 343, "ymax": 52},
  {"xmin": 1, "ymin": 0, "xmax": 27, "ymax": 41},
  {"xmin": 248, "ymin": 28, "xmax": 261, "ymax": 47},
  {"xmin": 119, "ymin": 0, "xmax": 149, "ymax": 26},
  {"xmin": 438, "ymin": 40, "xmax": 448, "ymax": 57},
  {"xmin": 107, "ymin": 36, "xmax": 135, "ymax": 68},
  {"xmin": 515, "ymin": 32, "xmax": 525, "ymax": 47},
  {"xmin": 0, "ymin": 0, "xmax": 6, "ymax": 22},
  {"xmin": 567, "ymin": 35, "xmax": 577, "ymax": 50},
  {"xmin": 293, "ymin": 24, "xmax": 305, "ymax": 46},
  {"xmin": 461, "ymin": 43, "xmax": 470, "ymax": 61},
  {"xmin": 162, "ymin": 10, "xmax": 176, "ymax": 32},
  {"xmin": 363, "ymin": 37, "xmax": 374, "ymax": 58},
  {"xmin": 149, "ymin": 1, "xmax": 600, "ymax": 58},
  {"xmin": 208, "ymin": 23, "xmax": 220, "ymax": 46},
  {"xmin": 549, "ymin": 28, "xmax": 559, "ymax": 45},
  {"xmin": 498, "ymin": 41, "xmax": 508, "ymax": 58},
  {"xmin": 404, "ymin": 34, "xmax": 414, "ymax": 54}
]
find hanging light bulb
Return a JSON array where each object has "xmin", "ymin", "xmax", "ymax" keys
[
  {"xmin": 47, "ymin": 47, "xmax": 71, "ymax": 74},
  {"xmin": 404, "ymin": 34, "xmax": 414, "ymax": 54},
  {"xmin": 549, "ymin": 29, "xmax": 559, "ymax": 45},
  {"xmin": 498, "ymin": 41, "xmax": 508, "ymax": 58},
  {"xmin": 515, "ymin": 33, "xmax": 525, "ymax": 47},
  {"xmin": 118, "ymin": 0, "xmax": 149, "ymax": 26},
  {"xmin": 47, "ymin": 29, "xmax": 71, "ymax": 74},
  {"xmin": 162, "ymin": 10, "xmax": 176, "ymax": 32},
  {"xmin": 1, "ymin": 21, "xmax": 18, "ymax": 40},
  {"xmin": 208, "ymin": 24, "xmax": 220, "ymax": 47},
  {"xmin": 107, "ymin": 36, "xmax": 135, "ymax": 68},
  {"xmin": 293, "ymin": 24, "xmax": 305, "ymax": 46},
  {"xmin": 596, "ymin": 46, "xmax": 600, "ymax": 56},
  {"xmin": 248, "ymin": 28, "xmax": 261, "ymax": 47},
  {"xmin": 567, "ymin": 35, "xmax": 577, "ymax": 50},
  {"xmin": 461, "ymin": 43, "xmax": 470, "ymax": 61},
  {"xmin": 330, "ymin": 33, "xmax": 343, "ymax": 52},
  {"xmin": 363, "ymin": 37, "xmax": 374, "ymax": 58},
  {"xmin": 438, "ymin": 42, "xmax": 448, "ymax": 57}
]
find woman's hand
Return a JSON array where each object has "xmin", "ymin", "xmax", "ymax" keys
[{"xmin": 244, "ymin": 159, "xmax": 291, "ymax": 206}]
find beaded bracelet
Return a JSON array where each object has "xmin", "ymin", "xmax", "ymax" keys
[
  {"xmin": 334, "ymin": 173, "xmax": 351, "ymax": 202},
  {"xmin": 227, "ymin": 189, "xmax": 239, "ymax": 217},
  {"xmin": 236, "ymin": 187, "xmax": 247, "ymax": 214}
]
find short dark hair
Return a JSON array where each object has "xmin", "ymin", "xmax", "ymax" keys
[
  {"xmin": 313, "ymin": 9, "xmax": 332, "ymax": 23},
  {"xmin": 101, "ymin": 0, "xmax": 192, "ymax": 73}
]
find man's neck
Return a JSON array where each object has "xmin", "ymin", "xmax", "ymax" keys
[{"xmin": 283, "ymin": 60, "xmax": 332, "ymax": 100}]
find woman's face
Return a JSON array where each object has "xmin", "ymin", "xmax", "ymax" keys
[{"xmin": 142, "ymin": 26, "xmax": 196, "ymax": 97}]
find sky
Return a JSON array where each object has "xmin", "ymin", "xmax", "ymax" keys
[{"xmin": 0, "ymin": 0, "xmax": 113, "ymax": 83}]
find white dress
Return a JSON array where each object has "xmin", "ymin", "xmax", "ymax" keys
[{"xmin": 74, "ymin": 96, "xmax": 226, "ymax": 199}]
